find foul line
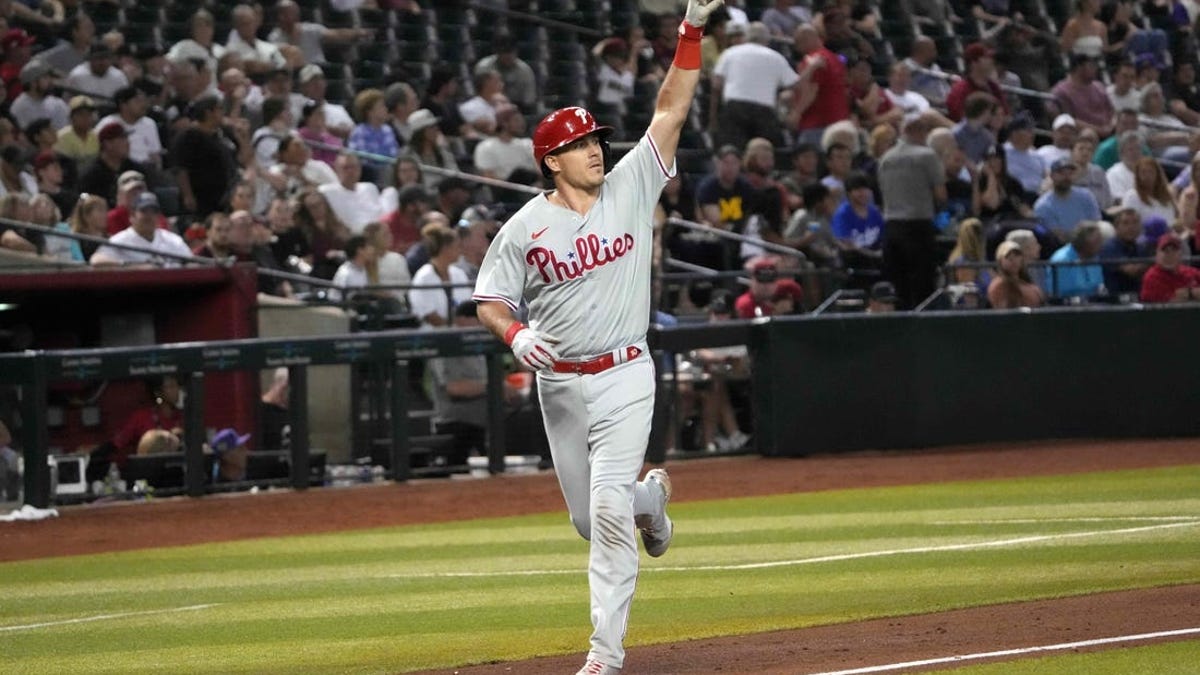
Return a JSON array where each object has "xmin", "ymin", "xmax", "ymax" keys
[
  {"xmin": 0, "ymin": 604, "xmax": 218, "ymax": 633},
  {"xmin": 382, "ymin": 520, "xmax": 1200, "ymax": 579},
  {"xmin": 807, "ymin": 626, "xmax": 1200, "ymax": 674}
]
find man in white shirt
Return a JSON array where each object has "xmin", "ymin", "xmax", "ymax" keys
[
  {"xmin": 472, "ymin": 103, "xmax": 536, "ymax": 181},
  {"xmin": 268, "ymin": 0, "xmax": 371, "ymax": 67},
  {"xmin": 710, "ymin": 21, "xmax": 799, "ymax": 149},
  {"xmin": 225, "ymin": 4, "xmax": 287, "ymax": 75},
  {"xmin": 1107, "ymin": 60, "xmax": 1141, "ymax": 115},
  {"xmin": 90, "ymin": 193, "xmax": 193, "ymax": 267},
  {"xmin": 9, "ymin": 60, "xmax": 69, "ymax": 131},
  {"xmin": 1106, "ymin": 131, "xmax": 1143, "ymax": 203},
  {"xmin": 1035, "ymin": 114, "xmax": 1078, "ymax": 167},
  {"xmin": 330, "ymin": 234, "xmax": 375, "ymax": 301},
  {"xmin": 96, "ymin": 86, "xmax": 163, "ymax": 167},
  {"xmin": 65, "ymin": 44, "xmax": 129, "ymax": 100},
  {"xmin": 319, "ymin": 153, "xmax": 384, "ymax": 233},
  {"xmin": 458, "ymin": 70, "xmax": 506, "ymax": 136},
  {"xmin": 299, "ymin": 64, "xmax": 354, "ymax": 138}
]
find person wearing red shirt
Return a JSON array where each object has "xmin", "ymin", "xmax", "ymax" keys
[
  {"xmin": 1140, "ymin": 233, "xmax": 1200, "ymax": 302},
  {"xmin": 945, "ymin": 43, "xmax": 1010, "ymax": 122},
  {"xmin": 735, "ymin": 257, "xmax": 804, "ymax": 317},
  {"xmin": 0, "ymin": 29, "xmax": 36, "ymax": 103},
  {"xmin": 791, "ymin": 25, "xmax": 849, "ymax": 146},
  {"xmin": 105, "ymin": 170, "xmax": 169, "ymax": 234},
  {"xmin": 86, "ymin": 375, "xmax": 185, "ymax": 484}
]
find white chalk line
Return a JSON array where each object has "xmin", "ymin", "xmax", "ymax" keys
[
  {"xmin": 807, "ymin": 626, "xmax": 1200, "ymax": 675},
  {"xmin": 932, "ymin": 516, "xmax": 1200, "ymax": 524},
  {"xmin": 381, "ymin": 519, "xmax": 1200, "ymax": 579},
  {"xmin": 0, "ymin": 604, "xmax": 219, "ymax": 633}
]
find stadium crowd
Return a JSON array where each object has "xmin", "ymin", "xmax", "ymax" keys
[{"xmin": 0, "ymin": 0, "xmax": 1198, "ymax": 320}]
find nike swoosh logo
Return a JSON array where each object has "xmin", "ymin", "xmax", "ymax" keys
[{"xmin": 532, "ymin": 227, "xmax": 549, "ymax": 240}]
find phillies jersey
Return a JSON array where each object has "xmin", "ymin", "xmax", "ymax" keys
[{"xmin": 473, "ymin": 133, "xmax": 675, "ymax": 359}]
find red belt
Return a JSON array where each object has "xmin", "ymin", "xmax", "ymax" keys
[{"xmin": 552, "ymin": 345, "xmax": 644, "ymax": 375}]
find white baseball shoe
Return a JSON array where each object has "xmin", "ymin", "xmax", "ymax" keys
[
  {"xmin": 636, "ymin": 468, "xmax": 673, "ymax": 558},
  {"xmin": 576, "ymin": 659, "xmax": 621, "ymax": 674}
]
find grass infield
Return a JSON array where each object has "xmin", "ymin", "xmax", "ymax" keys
[{"xmin": 1, "ymin": 466, "xmax": 1198, "ymax": 674}]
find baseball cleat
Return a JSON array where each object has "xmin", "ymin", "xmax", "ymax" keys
[
  {"xmin": 576, "ymin": 659, "xmax": 620, "ymax": 674},
  {"xmin": 636, "ymin": 468, "xmax": 673, "ymax": 558}
]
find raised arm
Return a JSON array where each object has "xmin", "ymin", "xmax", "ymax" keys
[{"xmin": 647, "ymin": 0, "xmax": 724, "ymax": 170}]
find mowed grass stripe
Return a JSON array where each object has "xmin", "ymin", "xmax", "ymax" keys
[
  {"xmin": 1, "ymin": 466, "xmax": 1197, "ymax": 674},
  {"xmin": 932, "ymin": 638, "xmax": 1200, "ymax": 675}
]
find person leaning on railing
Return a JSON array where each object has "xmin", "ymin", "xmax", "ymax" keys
[
  {"xmin": 1139, "ymin": 232, "xmax": 1200, "ymax": 302},
  {"xmin": 988, "ymin": 240, "xmax": 1045, "ymax": 309}
]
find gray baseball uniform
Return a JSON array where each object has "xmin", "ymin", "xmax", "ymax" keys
[{"xmin": 473, "ymin": 132, "xmax": 675, "ymax": 668}]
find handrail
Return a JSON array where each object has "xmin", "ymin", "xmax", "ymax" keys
[
  {"xmin": 665, "ymin": 217, "xmax": 808, "ymax": 261},
  {"xmin": 0, "ymin": 218, "xmax": 224, "ymax": 268},
  {"xmin": 466, "ymin": 1, "xmax": 605, "ymax": 39}
]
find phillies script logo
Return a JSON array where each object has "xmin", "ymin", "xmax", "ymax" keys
[{"xmin": 527, "ymin": 233, "xmax": 635, "ymax": 283}]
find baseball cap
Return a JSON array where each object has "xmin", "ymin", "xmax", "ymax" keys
[
  {"xmin": 963, "ymin": 42, "xmax": 993, "ymax": 64},
  {"xmin": 870, "ymin": 281, "xmax": 898, "ymax": 303},
  {"xmin": 19, "ymin": 59, "xmax": 57, "ymax": 85},
  {"xmin": 1006, "ymin": 112, "xmax": 1035, "ymax": 133},
  {"xmin": 133, "ymin": 192, "xmax": 160, "ymax": 212},
  {"xmin": 1052, "ymin": 114, "xmax": 1077, "ymax": 130},
  {"xmin": 995, "ymin": 240, "xmax": 1023, "ymax": 259},
  {"xmin": 1, "ymin": 29, "xmax": 35, "ymax": 52},
  {"xmin": 118, "ymin": 169, "xmax": 146, "ymax": 188},
  {"xmin": 97, "ymin": 121, "xmax": 129, "ymax": 142},
  {"xmin": 1142, "ymin": 215, "xmax": 1169, "ymax": 241},
  {"xmin": 298, "ymin": 63, "xmax": 324, "ymax": 84},
  {"xmin": 1050, "ymin": 158, "xmax": 1077, "ymax": 173},
  {"xmin": 600, "ymin": 38, "xmax": 629, "ymax": 58},
  {"xmin": 748, "ymin": 256, "xmax": 779, "ymax": 282},
  {"xmin": 69, "ymin": 95, "xmax": 95, "ymax": 112},
  {"xmin": 1157, "ymin": 233, "xmax": 1183, "ymax": 250},
  {"xmin": 32, "ymin": 150, "xmax": 58, "ymax": 170},
  {"xmin": 211, "ymin": 428, "xmax": 251, "ymax": 453},
  {"xmin": 406, "ymin": 108, "xmax": 440, "ymax": 134}
]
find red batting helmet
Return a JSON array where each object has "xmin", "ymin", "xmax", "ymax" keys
[{"xmin": 532, "ymin": 106, "xmax": 613, "ymax": 177}]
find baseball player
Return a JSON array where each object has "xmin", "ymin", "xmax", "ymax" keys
[{"xmin": 472, "ymin": 2, "xmax": 724, "ymax": 673}]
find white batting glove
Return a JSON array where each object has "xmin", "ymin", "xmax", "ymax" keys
[
  {"xmin": 684, "ymin": 0, "xmax": 724, "ymax": 28},
  {"xmin": 510, "ymin": 327, "xmax": 561, "ymax": 372}
]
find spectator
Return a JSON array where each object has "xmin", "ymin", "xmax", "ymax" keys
[
  {"xmin": 831, "ymin": 171, "xmax": 884, "ymax": 265},
  {"xmin": 299, "ymin": 64, "xmax": 353, "ymax": 139},
  {"xmin": 1050, "ymin": 54, "xmax": 1114, "ymax": 136},
  {"xmin": 1140, "ymin": 233, "xmax": 1200, "ymax": 302},
  {"xmin": 421, "ymin": 64, "xmax": 466, "ymax": 139},
  {"xmin": 734, "ymin": 257, "xmax": 804, "ymax": 318},
  {"xmin": 740, "ymin": 136, "xmax": 787, "ymax": 250},
  {"xmin": 257, "ymin": 67, "xmax": 307, "ymax": 124},
  {"xmin": 85, "ymin": 375, "xmax": 185, "ymax": 484},
  {"xmin": 946, "ymin": 43, "xmax": 1009, "ymax": 122},
  {"xmin": 1034, "ymin": 158, "xmax": 1102, "ymax": 239},
  {"xmin": 779, "ymin": 142, "xmax": 820, "ymax": 209},
  {"xmin": 0, "ymin": 192, "xmax": 36, "ymax": 253},
  {"xmin": 1105, "ymin": 130, "xmax": 1145, "ymax": 200},
  {"xmin": 820, "ymin": 141, "xmax": 854, "ymax": 201},
  {"xmin": 31, "ymin": 150, "xmax": 74, "ymax": 218},
  {"xmin": 904, "ymin": 36, "xmax": 951, "ymax": 107},
  {"xmin": 473, "ymin": 103, "xmax": 536, "ymax": 181},
  {"xmin": 885, "ymin": 61, "xmax": 947, "ymax": 126},
  {"xmin": 1175, "ymin": 154, "xmax": 1200, "ymax": 230},
  {"xmin": 947, "ymin": 217, "xmax": 992, "ymax": 295},
  {"xmin": 1036, "ymin": 115, "xmax": 1079, "ymax": 167},
  {"xmin": 106, "ymin": 170, "xmax": 167, "ymax": 235},
  {"xmin": 592, "ymin": 38, "xmax": 637, "ymax": 139},
  {"xmin": 266, "ymin": 195, "xmax": 309, "ymax": 271},
  {"xmin": 434, "ymin": 177, "xmax": 473, "ymax": 225},
  {"xmin": 696, "ymin": 144, "xmax": 755, "ymax": 269},
  {"xmin": 688, "ymin": 292, "xmax": 752, "ymax": 452},
  {"xmin": 403, "ymin": 210, "xmax": 452, "ymax": 274},
  {"xmin": 294, "ymin": 187, "xmax": 351, "ymax": 279},
  {"xmin": 383, "ymin": 81, "xmax": 419, "ymax": 148},
  {"xmin": 761, "ymin": 0, "xmax": 812, "ymax": 38},
  {"xmin": 172, "ymin": 97, "xmax": 242, "ymax": 218},
  {"xmin": 0, "ymin": 145, "xmax": 36, "ymax": 197},
  {"xmin": 166, "ymin": 10, "xmax": 226, "ymax": 79},
  {"xmin": 266, "ymin": 134, "xmax": 338, "ymax": 198},
  {"xmin": 974, "ymin": 144, "xmax": 1032, "ymax": 223},
  {"xmin": 453, "ymin": 205, "xmax": 497, "ymax": 282},
  {"xmin": 10, "ymin": 60, "xmax": 67, "ymax": 131},
  {"xmin": 846, "ymin": 55, "xmax": 903, "ymax": 129},
  {"xmin": 457, "ymin": 70, "xmax": 506, "ymax": 137},
  {"xmin": 474, "ymin": 35, "xmax": 537, "ymax": 113},
  {"xmin": 791, "ymin": 24, "xmax": 849, "ymax": 147},
  {"xmin": 225, "ymin": 4, "xmax": 287, "ymax": 75},
  {"xmin": 90, "ymin": 193, "xmax": 192, "ymax": 267},
  {"xmin": 330, "ymin": 234, "xmax": 375, "ymax": 301},
  {"xmin": 709, "ymin": 22, "xmax": 799, "ymax": 150},
  {"xmin": 97, "ymin": 86, "xmax": 162, "ymax": 168},
  {"xmin": 407, "ymin": 222, "xmax": 471, "ymax": 329},
  {"xmin": 384, "ymin": 184, "xmax": 431, "ymax": 254},
  {"xmin": 878, "ymin": 115, "xmax": 947, "ymax": 309},
  {"xmin": 1005, "ymin": 228, "xmax": 1044, "ymax": 286},
  {"xmin": 987, "ymin": 240, "xmax": 1045, "ymax": 308},
  {"xmin": 1098, "ymin": 205, "xmax": 1150, "ymax": 299},
  {"xmin": 296, "ymin": 99, "xmax": 343, "ymax": 167},
  {"xmin": 38, "ymin": 13, "xmax": 95, "ymax": 74},
  {"xmin": 54, "ymin": 95, "xmax": 98, "ymax": 164},
  {"xmin": 268, "ymin": 0, "xmax": 369, "ymax": 66},
  {"xmin": 192, "ymin": 211, "xmax": 234, "ymax": 258},
  {"xmin": 362, "ymin": 221, "xmax": 411, "ymax": 309},
  {"xmin": 1069, "ymin": 133, "xmax": 1112, "ymax": 209},
  {"xmin": 379, "ymin": 157, "xmax": 424, "ymax": 214},
  {"xmin": 319, "ymin": 152, "xmax": 384, "ymax": 234},
  {"xmin": 1121, "ymin": 156, "xmax": 1176, "ymax": 224},
  {"xmin": 1060, "ymin": 0, "xmax": 1108, "ymax": 57},
  {"xmin": 402, "ymin": 108, "xmax": 458, "ymax": 191},
  {"xmin": 1044, "ymin": 221, "xmax": 1105, "ymax": 299},
  {"xmin": 251, "ymin": 97, "xmax": 293, "ymax": 176},
  {"xmin": 1, "ymin": 28, "xmax": 37, "ymax": 102},
  {"xmin": 953, "ymin": 92, "xmax": 998, "ymax": 167},
  {"xmin": 699, "ymin": 7, "xmax": 737, "ymax": 76},
  {"xmin": 1003, "ymin": 113, "xmax": 1046, "ymax": 200},
  {"xmin": 783, "ymin": 181, "xmax": 841, "ymax": 269},
  {"xmin": 60, "ymin": 193, "xmax": 107, "ymax": 260},
  {"xmin": 1137, "ymin": 83, "xmax": 1193, "ymax": 167},
  {"xmin": 426, "ymin": 301, "xmax": 492, "ymax": 467},
  {"xmin": 161, "ymin": 59, "xmax": 207, "ymax": 136},
  {"xmin": 1107, "ymin": 60, "xmax": 1141, "ymax": 114},
  {"xmin": 65, "ymin": 44, "xmax": 128, "ymax": 100},
  {"xmin": 866, "ymin": 280, "xmax": 898, "ymax": 313},
  {"xmin": 1165, "ymin": 60, "xmax": 1200, "ymax": 127}
]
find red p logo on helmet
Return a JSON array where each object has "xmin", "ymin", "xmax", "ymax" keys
[{"xmin": 532, "ymin": 106, "xmax": 614, "ymax": 177}]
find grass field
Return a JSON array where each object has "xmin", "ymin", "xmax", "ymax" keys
[{"xmin": 2, "ymin": 466, "xmax": 1198, "ymax": 674}]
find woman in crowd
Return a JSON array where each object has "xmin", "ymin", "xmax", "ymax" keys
[
  {"xmin": 987, "ymin": 240, "xmax": 1045, "ymax": 308},
  {"xmin": 402, "ymin": 108, "xmax": 458, "ymax": 191},
  {"xmin": 407, "ymin": 222, "xmax": 472, "ymax": 329},
  {"xmin": 0, "ymin": 193, "xmax": 37, "ymax": 253},
  {"xmin": 31, "ymin": 194, "xmax": 75, "ymax": 262},
  {"xmin": 1122, "ymin": 156, "xmax": 1177, "ymax": 224},
  {"xmin": 296, "ymin": 101, "xmax": 343, "ymax": 167},
  {"xmin": 947, "ymin": 217, "xmax": 992, "ymax": 296},
  {"xmin": 973, "ymin": 144, "xmax": 1035, "ymax": 223},
  {"xmin": 62, "ymin": 193, "xmax": 108, "ymax": 261},
  {"xmin": 380, "ymin": 157, "xmax": 425, "ymax": 214},
  {"xmin": 293, "ymin": 188, "xmax": 351, "ymax": 280},
  {"xmin": 1060, "ymin": 0, "xmax": 1108, "ymax": 58},
  {"xmin": 363, "ymin": 220, "xmax": 411, "ymax": 310}
]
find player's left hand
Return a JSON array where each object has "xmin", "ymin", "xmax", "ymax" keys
[{"xmin": 684, "ymin": 0, "xmax": 724, "ymax": 28}]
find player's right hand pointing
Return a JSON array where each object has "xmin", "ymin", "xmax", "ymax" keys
[{"xmin": 510, "ymin": 328, "xmax": 561, "ymax": 372}]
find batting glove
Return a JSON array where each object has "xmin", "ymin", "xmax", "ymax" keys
[
  {"xmin": 684, "ymin": 0, "xmax": 724, "ymax": 27},
  {"xmin": 508, "ymin": 325, "xmax": 561, "ymax": 372}
]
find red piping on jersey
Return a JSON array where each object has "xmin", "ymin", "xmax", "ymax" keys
[
  {"xmin": 471, "ymin": 293, "xmax": 519, "ymax": 312},
  {"xmin": 646, "ymin": 134, "xmax": 675, "ymax": 180}
]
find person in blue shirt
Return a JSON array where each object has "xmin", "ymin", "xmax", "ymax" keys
[
  {"xmin": 1044, "ymin": 221, "xmax": 1106, "ymax": 299},
  {"xmin": 1098, "ymin": 206, "xmax": 1151, "ymax": 299},
  {"xmin": 1034, "ymin": 158, "xmax": 1101, "ymax": 240},
  {"xmin": 831, "ymin": 171, "xmax": 884, "ymax": 266}
]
